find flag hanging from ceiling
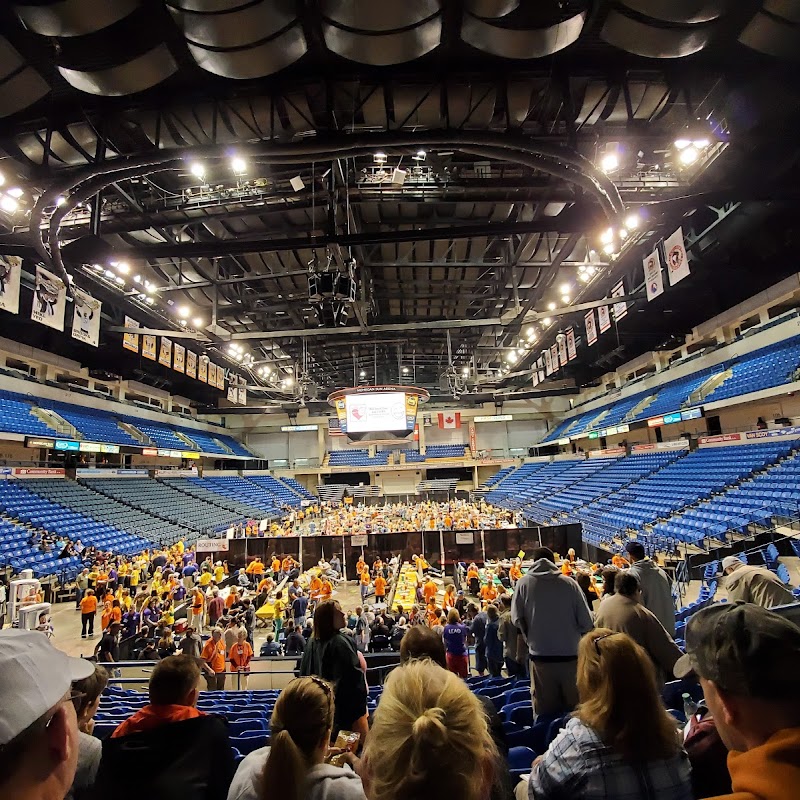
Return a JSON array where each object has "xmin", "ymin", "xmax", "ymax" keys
[
  {"xmin": 173, "ymin": 343, "xmax": 185, "ymax": 373},
  {"xmin": 438, "ymin": 412, "xmax": 461, "ymax": 429},
  {"xmin": 665, "ymin": 226, "xmax": 690, "ymax": 286},
  {"xmin": 142, "ymin": 334, "xmax": 157, "ymax": 360},
  {"xmin": 71, "ymin": 288, "xmax": 101, "ymax": 347},
  {"xmin": 566, "ymin": 327, "xmax": 577, "ymax": 360},
  {"xmin": 31, "ymin": 266, "xmax": 66, "ymax": 332},
  {"xmin": 0, "ymin": 255, "xmax": 21, "ymax": 315},
  {"xmin": 643, "ymin": 248, "xmax": 665, "ymax": 301},
  {"xmin": 158, "ymin": 337, "xmax": 172, "ymax": 367},
  {"xmin": 597, "ymin": 304, "xmax": 611, "ymax": 333},
  {"xmin": 612, "ymin": 280, "xmax": 627, "ymax": 322},
  {"xmin": 186, "ymin": 349, "xmax": 197, "ymax": 378},
  {"xmin": 122, "ymin": 316, "xmax": 140, "ymax": 352},
  {"xmin": 585, "ymin": 309, "xmax": 598, "ymax": 345}
]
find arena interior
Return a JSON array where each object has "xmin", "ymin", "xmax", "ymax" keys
[{"xmin": 0, "ymin": 4, "xmax": 800, "ymax": 800}]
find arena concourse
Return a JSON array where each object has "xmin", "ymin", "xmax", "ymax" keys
[{"xmin": 2, "ymin": 5, "xmax": 800, "ymax": 800}]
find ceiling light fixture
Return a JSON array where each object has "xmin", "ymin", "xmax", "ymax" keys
[
  {"xmin": 190, "ymin": 162, "xmax": 206, "ymax": 179},
  {"xmin": 542, "ymin": 317, "xmax": 552, "ymax": 326},
  {"xmin": 177, "ymin": 305, "xmax": 190, "ymax": 319},
  {"xmin": 547, "ymin": 302, "xmax": 556, "ymax": 311},
  {"xmin": 231, "ymin": 156, "xmax": 247, "ymax": 174},
  {"xmin": 625, "ymin": 213, "xmax": 640, "ymax": 230},
  {"xmin": 679, "ymin": 146, "xmax": 699, "ymax": 166},
  {"xmin": 192, "ymin": 317, "xmax": 204, "ymax": 328},
  {"xmin": 602, "ymin": 242, "xmax": 615, "ymax": 255},
  {"xmin": 0, "ymin": 195, "xmax": 18, "ymax": 213},
  {"xmin": 7, "ymin": 187, "xmax": 23, "ymax": 198},
  {"xmin": 600, "ymin": 227, "xmax": 614, "ymax": 244},
  {"xmin": 115, "ymin": 261, "xmax": 130, "ymax": 275},
  {"xmin": 55, "ymin": 195, "xmax": 66, "ymax": 207}
]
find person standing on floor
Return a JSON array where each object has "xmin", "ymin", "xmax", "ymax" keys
[
  {"xmin": 75, "ymin": 568, "xmax": 89, "ymax": 610},
  {"xmin": 201, "ymin": 628, "xmax": 227, "ymax": 691},
  {"xmin": 442, "ymin": 608, "xmax": 470, "ymax": 679},
  {"xmin": 229, "ymin": 629, "xmax": 254, "ymax": 690},
  {"xmin": 80, "ymin": 588, "xmax": 98, "ymax": 639},
  {"xmin": 468, "ymin": 602, "xmax": 488, "ymax": 677},
  {"xmin": 512, "ymin": 547, "xmax": 593, "ymax": 716},
  {"xmin": 485, "ymin": 604, "xmax": 504, "ymax": 677},
  {"xmin": 498, "ymin": 595, "xmax": 524, "ymax": 678},
  {"xmin": 625, "ymin": 542, "xmax": 676, "ymax": 635}
]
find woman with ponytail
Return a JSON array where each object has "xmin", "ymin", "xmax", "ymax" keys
[
  {"xmin": 226, "ymin": 677, "xmax": 366, "ymax": 800},
  {"xmin": 362, "ymin": 659, "xmax": 498, "ymax": 800}
]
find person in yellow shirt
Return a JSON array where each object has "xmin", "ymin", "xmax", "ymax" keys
[
  {"xmin": 129, "ymin": 565, "xmax": 140, "ymax": 589},
  {"xmin": 198, "ymin": 569, "xmax": 212, "ymax": 587},
  {"xmin": 214, "ymin": 561, "xmax": 225, "ymax": 584},
  {"xmin": 176, "ymin": 539, "xmax": 185, "ymax": 554},
  {"xmin": 273, "ymin": 591, "xmax": 286, "ymax": 634}
]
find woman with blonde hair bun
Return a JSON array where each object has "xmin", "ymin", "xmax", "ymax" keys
[
  {"xmin": 362, "ymin": 659, "xmax": 497, "ymax": 800},
  {"xmin": 226, "ymin": 676, "xmax": 365, "ymax": 800}
]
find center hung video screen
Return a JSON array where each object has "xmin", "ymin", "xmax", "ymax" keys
[{"xmin": 345, "ymin": 391, "xmax": 409, "ymax": 433}]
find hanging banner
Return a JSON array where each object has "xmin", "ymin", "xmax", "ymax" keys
[
  {"xmin": 217, "ymin": 366, "xmax": 225, "ymax": 391},
  {"xmin": 665, "ymin": 226, "xmax": 690, "ymax": 286},
  {"xmin": 544, "ymin": 348, "xmax": 553, "ymax": 375},
  {"xmin": 158, "ymin": 337, "xmax": 172, "ymax": 367},
  {"xmin": 142, "ymin": 334, "xmax": 157, "ymax": 361},
  {"xmin": 532, "ymin": 368, "xmax": 539, "ymax": 387},
  {"xmin": 550, "ymin": 343, "xmax": 560, "ymax": 372},
  {"xmin": 208, "ymin": 362, "xmax": 217, "ymax": 387},
  {"xmin": 585, "ymin": 309, "xmax": 598, "ymax": 345},
  {"xmin": 122, "ymin": 316, "xmax": 140, "ymax": 352},
  {"xmin": 612, "ymin": 280, "xmax": 627, "ymax": 322},
  {"xmin": 185, "ymin": 349, "xmax": 197, "ymax": 378},
  {"xmin": 173, "ymin": 343, "xmax": 185, "ymax": 373},
  {"xmin": 597, "ymin": 304, "xmax": 611, "ymax": 333},
  {"xmin": 557, "ymin": 335, "xmax": 568, "ymax": 366},
  {"xmin": 31, "ymin": 266, "xmax": 66, "ymax": 331},
  {"xmin": 538, "ymin": 357, "xmax": 545, "ymax": 384},
  {"xmin": 227, "ymin": 385, "xmax": 237, "ymax": 403},
  {"xmin": 70, "ymin": 288, "xmax": 101, "ymax": 347},
  {"xmin": 643, "ymin": 248, "xmax": 665, "ymax": 301},
  {"xmin": 0, "ymin": 255, "xmax": 21, "ymax": 315},
  {"xmin": 566, "ymin": 327, "xmax": 577, "ymax": 361},
  {"xmin": 198, "ymin": 356, "xmax": 208, "ymax": 383},
  {"xmin": 237, "ymin": 386, "xmax": 246, "ymax": 405}
]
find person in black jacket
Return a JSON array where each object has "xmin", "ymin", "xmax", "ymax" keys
[
  {"xmin": 92, "ymin": 656, "xmax": 234, "ymax": 800},
  {"xmin": 299, "ymin": 599, "xmax": 368, "ymax": 742},
  {"xmin": 283, "ymin": 622, "xmax": 306, "ymax": 656}
]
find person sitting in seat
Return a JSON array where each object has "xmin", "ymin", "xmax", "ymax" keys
[
  {"xmin": 96, "ymin": 655, "xmax": 235, "ymax": 800},
  {"xmin": 261, "ymin": 633, "xmax": 282, "ymax": 657},
  {"xmin": 516, "ymin": 629, "xmax": 692, "ymax": 800}
]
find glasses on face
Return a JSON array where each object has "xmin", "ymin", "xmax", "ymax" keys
[{"xmin": 593, "ymin": 632, "xmax": 615, "ymax": 655}]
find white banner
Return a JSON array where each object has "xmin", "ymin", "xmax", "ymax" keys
[
  {"xmin": 31, "ymin": 266, "xmax": 66, "ymax": 331},
  {"xmin": 585, "ymin": 309, "xmax": 598, "ymax": 345},
  {"xmin": 227, "ymin": 385, "xmax": 237, "ymax": 403},
  {"xmin": 455, "ymin": 531, "xmax": 474, "ymax": 545},
  {"xmin": 612, "ymin": 280, "xmax": 627, "ymax": 322},
  {"xmin": 71, "ymin": 288, "xmax": 101, "ymax": 347},
  {"xmin": 550, "ymin": 344, "xmax": 559, "ymax": 372},
  {"xmin": 643, "ymin": 248, "xmax": 665, "ymax": 301},
  {"xmin": 237, "ymin": 386, "xmax": 246, "ymax": 405},
  {"xmin": 196, "ymin": 538, "xmax": 229, "ymax": 553},
  {"xmin": 557, "ymin": 336, "xmax": 568, "ymax": 367},
  {"xmin": 173, "ymin": 343, "xmax": 185, "ymax": 373},
  {"xmin": 665, "ymin": 226, "xmax": 690, "ymax": 286},
  {"xmin": 158, "ymin": 337, "xmax": 172, "ymax": 367},
  {"xmin": 597, "ymin": 304, "xmax": 611, "ymax": 333},
  {"xmin": 566, "ymin": 327, "xmax": 577, "ymax": 361},
  {"xmin": 122, "ymin": 316, "xmax": 140, "ymax": 352},
  {"xmin": 0, "ymin": 255, "xmax": 21, "ymax": 315},
  {"xmin": 544, "ymin": 348, "xmax": 553, "ymax": 375},
  {"xmin": 186, "ymin": 349, "xmax": 197, "ymax": 378},
  {"xmin": 351, "ymin": 534, "xmax": 368, "ymax": 546}
]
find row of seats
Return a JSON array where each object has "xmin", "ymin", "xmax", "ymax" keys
[{"xmin": 328, "ymin": 449, "xmax": 389, "ymax": 466}]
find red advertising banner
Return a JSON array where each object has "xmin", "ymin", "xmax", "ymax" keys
[
  {"xmin": 12, "ymin": 468, "xmax": 66, "ymax": 477},
  {"xmin": 469, "ymin": 421, "xmax": 477, "ymax": 456}
]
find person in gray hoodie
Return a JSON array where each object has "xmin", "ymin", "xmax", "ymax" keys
[
  {"xmin": 226, "ymin": 676, "xmax": 365, "ymax": 800},
  {"xmin": 625, "ymin": 542, "xmax": 675, "ymax": 636},
  {"xmin": 511, "ymin": 547, "xmax": 593, "ymax": 716}
]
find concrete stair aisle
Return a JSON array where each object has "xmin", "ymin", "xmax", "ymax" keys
[{"xmin": 32, "ymin": 406, "xmax": 76, "ymax": 438}]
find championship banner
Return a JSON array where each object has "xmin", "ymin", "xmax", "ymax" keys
[
  {"xmin": 550, "ymin": 343, "xmax": 559, "ymax": 372},
  {"xmin": 31, "ymin": 266, "xmax": 66, "ymax": 331},
  {"xmin": 597, "ymin": 303, "xmax": 611, "ymax": 333},
  {"xmin": 612, "ymin": 280, "xmax": 627, "ymax": 322},
  {"xmin": 0, "ymin": 255, "xmax": 21, "ymax": 314},
  {"xmin": 532, "ymin": 368, "xmax": 539, "ymax": 387},
  {"xmin": 544, "ymin": 348, "xmax": 553, "ymax": 375},
  {"xmin": 585, "ymin": 309, "xmax": 598, "ymax": 345},
  {"xmin": 557, "ymin": 335, "xmax": 568, "ymax": 367},
  {"xmin": 665, "ymin": 226, "xmax": 690, "ymax": 286},
  {"xmin": 538, "ymin": 356, "xmax": 546, "ymax": 383},
  {"xmin": 71, "ymin": 288, "xmax": 101, "ymax": 347},
  {"xmin": 227, "ymin": 385, "xmax": 237, "ymax": 403},
  {"xmin": 237, "ymin": 386, "xmax": 246, "ymax": 405},
  {"xmin": 142, "ymin": 334, "xmax": 157, "ymax": 361},
  {"xmin": 158, "ymin": 337, "xmax": 172, "ymax": 367},
  {"xmin": 198, "ymin": 356, "xmax": 208, "ymax": 383},
  {"xmin": 217, "ymin": 366, "xmax": 225, "ymax": 391},
  {"xmin": 208, "ymin": 362, "xmax": 217, "ymax": 387},
  {"xmin": 185, "ymin": 349, "xmax": 197, "ymax": 378},
  {"xmin": 566, "ymin": 327, "xmax": 577, "ymax": 361},
  {"xmin": 173, "ymin": 343, "xmax": 185, "ymax": 373},
  {"xmin": 122, "ymin": 316, "xmax": 140, "ymax": 352},
  {"xmin": 643, "ymin": 248, "xmax": 665, "ymax": 301}
]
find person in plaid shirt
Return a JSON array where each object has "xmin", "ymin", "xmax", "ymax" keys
[{"xmin": 519, "ymin": 629, "xmax": 692, "ymax": 800}]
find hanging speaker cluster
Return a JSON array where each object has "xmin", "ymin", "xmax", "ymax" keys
[{"xmin": 309, "ymin": 256, "xmax": 358, "ymax": 326}]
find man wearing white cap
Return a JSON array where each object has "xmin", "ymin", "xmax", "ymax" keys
[
  {"xmin": 0, "ymin": 629, "xmax": 95, "ymax": 800},
  {"xmin": 722, "ymin": 555, "xmax": 794, "ymax": 608}
]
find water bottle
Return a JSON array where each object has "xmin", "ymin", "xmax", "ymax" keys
[{"xmin": 682, "ymin": 692, "xmax": 698, "ymax": 721}]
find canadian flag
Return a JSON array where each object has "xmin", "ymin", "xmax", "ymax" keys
[{"xmin": 438, "ymin": 412, "xmax": 461, "ymax": 429}]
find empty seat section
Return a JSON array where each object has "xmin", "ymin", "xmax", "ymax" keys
[
  {"xmin": 246, "ymin": 475, "xmax": 308, "ymax": 506},
  {"xmin": 37, "ymin": 402, "xmax": 140, "ymax": 446},
  {"xmin": 122, "ymin": 417, "xmax": 190, "ymax": 450},
  {"xmin": 328, "ymin": 449, "xmax": 389, "ymax": 466},
  {"xmin": 0, "ymin": 390, "xmax": 59, "ymax": 436},
  {"xmin": 423, "ymin": 444, "xmax": 468, "ymax": 459}
]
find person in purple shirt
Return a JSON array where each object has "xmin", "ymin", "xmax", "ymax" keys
[
  {"xmin": 442, "ymin": 608, "xmax": 470, "ymax": 679},
  {"xmin": 172, "ymin": 584, "xmax": 186, "ymax": 602},
  {"xmin": 122, "ymin": 610, "xmax": 140, "ymax": 639}
]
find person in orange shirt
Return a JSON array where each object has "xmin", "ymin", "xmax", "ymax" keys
[
  {"xmin": 374, "ymin": 574, "xmax": 387, "ymax": 604},
  {"xmin": 443, "ymin": 584, "xmax": 456, "ymax": 609},
  {"xmin": 320, "ymin": 578, "xmax": 333, "ymax": 600},
  {"xmin": 271, "ymin": 556, "xmax": 281, "ymax": 579},
  {"xmin": 80, "ymin": 589, "xmax": 97, "ymax": 638},
  {"xmin": 200, "ymin": 628, "xmax": 227, "ymax": 690},
  {"xmin": 110, "ymin": 599, "xmax": 122, "ymax": 626},
  {"xmin": 359, "ymin": 568, "xmax": 371, "ymax": 602},
  {"xmin": 100, "ymin": 599, "xmax": 113, "ymax": 632},
  {"xmin": 611, "ymin": 553, "xmax": 630, "ymax": 569},
  {"xmin": 509, "ymin": 560, "xmax": 522, "ymax": 585},
  {"xmin": 423, "ymin": 577, "xmax": 437, "ymax": 605},
  {"xmin": 466, "ymin": 563, "xmax": 479, "ymax": 581},
  {"xmin": 356, "ymin": 556, "xmax": 366, "ymax": 576},
  {"xmin": 246, "ymin": 557, "xmax": 264, "ymax": 575},
  {"xmin": 229, "ymin": 629, "xmax": 254, "ymax": 689},
  {"xmin": 309, "ymin": 574, "xmax": 323, "ymax": 601},
  {"xmin": 426, "ymin": 601, "xmax": 439, "ymax": 627},
  {"xmin": 281, "ymin": 556, "xmax": 293, "ymax": 574},
  {"xmin": 190, "ymin": 587, "xmax": 205, "ymax": 629},
  {"xmin": 225, "ymin": 586, "xmax": 239, "ymax": 609},
  {"xmin": 480, "ymin": 581, "xmax": 497, "ymax": 605}
]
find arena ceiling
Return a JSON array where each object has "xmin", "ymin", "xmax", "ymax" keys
[{"xmin": 1, "ymin": 1, "xmax": 800, "ymax": 407}]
